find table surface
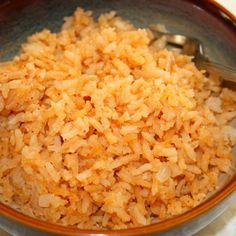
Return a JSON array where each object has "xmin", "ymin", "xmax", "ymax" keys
[{"xmin": 0, "ymin": 0, "xmax": 235, "ymax": 235}]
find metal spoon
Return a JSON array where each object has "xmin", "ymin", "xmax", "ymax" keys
[{"xmin": 150, "ymin": 25, "xmax": 236, "ymax": 83}]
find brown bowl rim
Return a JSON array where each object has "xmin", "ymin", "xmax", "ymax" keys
[
  {"xmin": 207, "ymin": 0, "xmax": 236, "ymax": 22},
  {"xmin": 0, "ymin": 0, "xmax": 236, "ymax": 235},
  {"xmin": 0, "ymin": 174, "xmax": 235, "ymax": 235}
]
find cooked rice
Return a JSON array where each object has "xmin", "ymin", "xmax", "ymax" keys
[{"xmin": 0, "ymin": 8, "xmax": 236, "ymax": 229}]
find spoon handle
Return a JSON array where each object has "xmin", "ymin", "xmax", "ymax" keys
[{"xmin": 197, "ymin": 60, "xmax": 236, "ymax": 83}]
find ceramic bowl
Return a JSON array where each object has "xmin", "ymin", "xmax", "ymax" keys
[{"xmin": 0, "ymin": 0, "xmax": 235, "ymax": 235}]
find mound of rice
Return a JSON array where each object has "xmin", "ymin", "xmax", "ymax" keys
[{"xmin": 0, "ymin": 8, "xmax": 236, "ymax": 229}]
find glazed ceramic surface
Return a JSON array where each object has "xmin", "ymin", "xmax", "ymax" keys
[
  {"xmin": 0, "ymin": 0, "xmax": 235, "ymax": 235},
  {"xmin": 0, "ymin": 0, "xmax": 236, "ymax": 68}
]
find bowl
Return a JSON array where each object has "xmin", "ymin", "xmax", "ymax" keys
[{"xmin": 0, "ymin": 0, "xmax": 235, "ymax": 235}]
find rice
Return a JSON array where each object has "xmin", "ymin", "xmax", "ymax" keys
[{"xmin": 0, "ymin": 8, "xmax": 236, "ymax": 229}]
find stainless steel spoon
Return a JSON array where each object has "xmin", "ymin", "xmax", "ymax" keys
[{"xmin": 150, "ymin": 25, "xmax": 236, "ymax": 83}]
